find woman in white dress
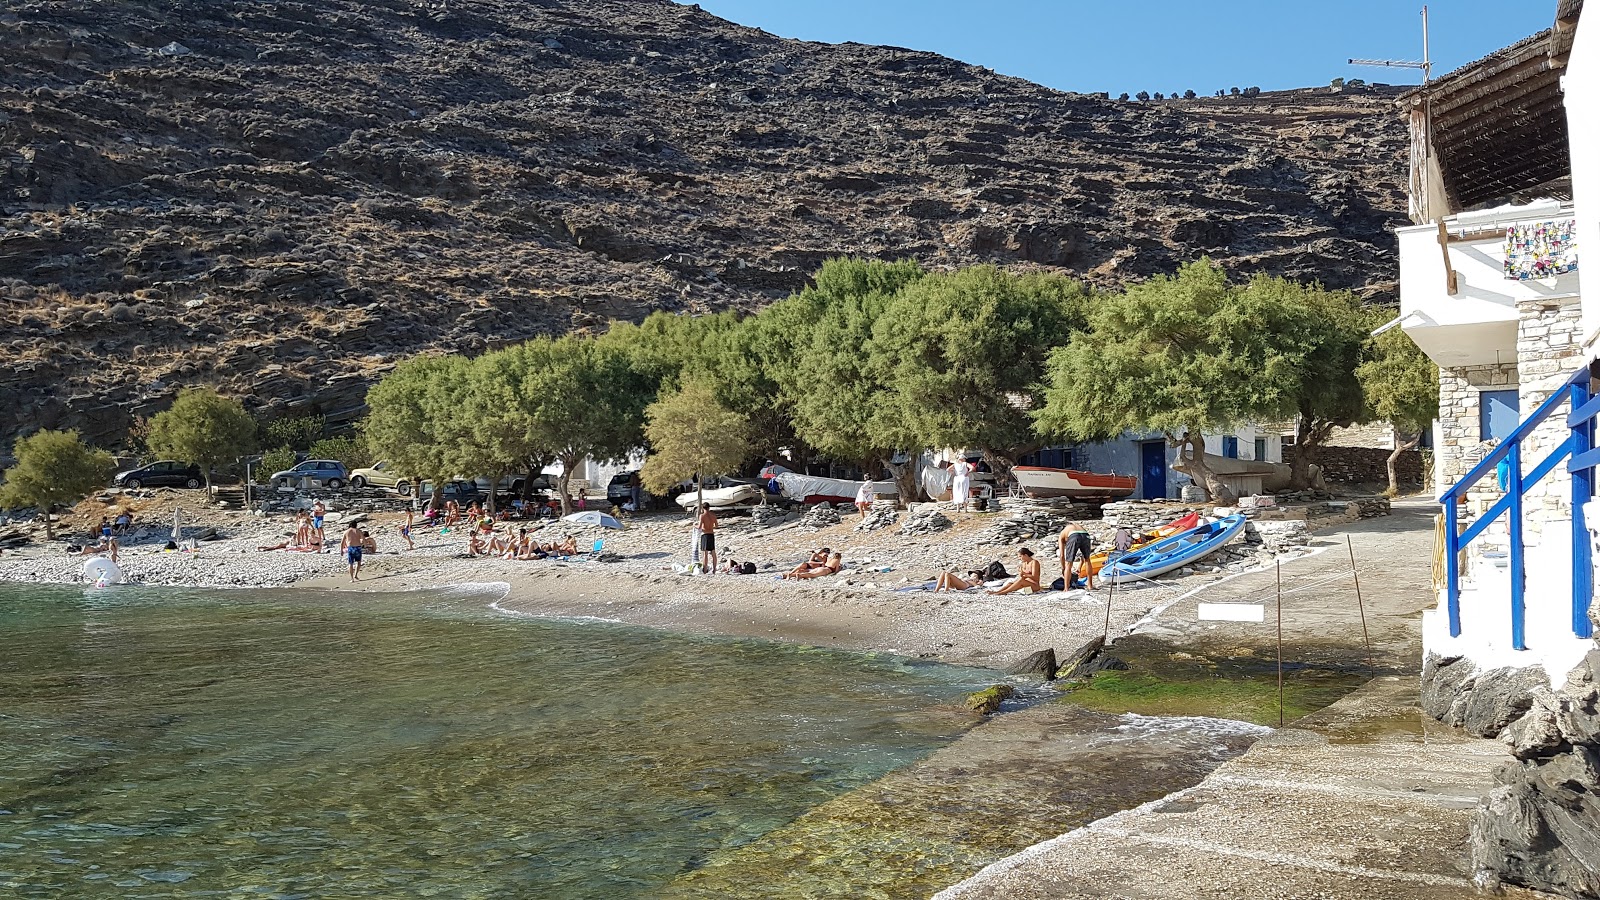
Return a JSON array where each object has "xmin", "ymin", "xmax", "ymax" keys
[{"xmin": 950, "ymin": 457, "xmax": 972, "ymax": 511}]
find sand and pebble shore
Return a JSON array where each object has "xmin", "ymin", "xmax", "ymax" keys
[{"xmin": 0, "ymin": 489, "xmax": 1346, "ymax": 667}]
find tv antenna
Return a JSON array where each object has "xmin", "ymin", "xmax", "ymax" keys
[{"xmin": 1349, "ymin": 5, "xmax": 1432, "ymax": 82}]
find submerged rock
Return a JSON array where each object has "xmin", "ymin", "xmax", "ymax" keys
[{"xmin": 965, "ymin": 684, "xmax": 1014, "ymax": 715}]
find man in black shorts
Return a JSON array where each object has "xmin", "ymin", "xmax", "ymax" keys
[
  {"xmin": 1057, "ymin": 521, "xmax": 1095, "ymax": 591},
  {"xmin": 697, "ymin": 503, "xmax": 719, "ymax": 574}
]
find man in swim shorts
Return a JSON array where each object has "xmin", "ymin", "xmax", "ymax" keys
[
  {"xmin": 312, "ymin": 500, "xmax": 327, "ymax": 553},
  {"xmin": 697, "ymin": 503, "xmax": 718, "ymax": 574},
  {"xmin": 339, "ymin": 523, "xmax": 364, "ymax": 581},
  {"xmin": 1058, "ymin": 521, "xmax": 1096, "ymax": 591}
]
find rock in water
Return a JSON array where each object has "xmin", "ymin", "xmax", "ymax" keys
[
  {"xmin": 1005, "ymin": 648, "xmax": 1058, "ymax": 681},
  {"xmin": 1055, "ymin": 636, "xmax": 1107, "ymax": 679},
  {"xmin": 965, "ymin": 684, "xmax": 1015, "ymax": 715}
]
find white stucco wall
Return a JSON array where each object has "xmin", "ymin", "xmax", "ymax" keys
[{"xmin": 1399, "ymin": 212, "xmax": 1579, "ymax": 370}]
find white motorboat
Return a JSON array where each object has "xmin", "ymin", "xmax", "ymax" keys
[{"xmin": 1011, "ymin": 466, "xmax": 1137, "ymax": 500}]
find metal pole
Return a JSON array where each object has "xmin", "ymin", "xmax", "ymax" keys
[
  {"xmin": 1421, "ymin": 6, "xmax": 1431, "ymax": 82},
  {"xmin": 1276, "ymin": 560, "xmax": 1285, "ymax": 728},
  {"xmin": 1102, "ymin": 564, "xmax": 1116, "ymax": 642},
  {"xmin": 1347, "ymin": 535, "xmax": 1374, "ymax": 676}
]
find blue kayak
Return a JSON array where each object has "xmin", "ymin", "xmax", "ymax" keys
[{"xmin": 1101, "ymin": 514, "xmax": 1247, "ymax": 585}]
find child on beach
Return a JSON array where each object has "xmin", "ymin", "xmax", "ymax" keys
[{"xmin": 401, "ymin": 509, "xmax": 415, "ymax": 551}]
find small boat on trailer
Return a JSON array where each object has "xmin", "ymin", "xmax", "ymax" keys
[
  {"xmin": 1100, "ymin": 514, "xmax": 1247, "ymax": 585},
  {"xmin": 1012, "ymin": 466, "xmax": 1137, "ymax": 500},
  {"xmin": 773, "ymin": 472, "xmax": 896, "ymax": 506}
]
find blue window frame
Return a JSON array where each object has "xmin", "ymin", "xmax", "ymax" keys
[
  {"xmin": 1480, "ymin": 390, "xmax": 1520, "ymax": 442},
  {"xmin": 1221, "ymin": 436, "xmax": 1239, "ymax": 459}
]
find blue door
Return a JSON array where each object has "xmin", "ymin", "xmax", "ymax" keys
[
  {"xmin": 1221, "ymin": 436, "xmax": 1239, "ymax": 459},
  {"xmin": 1480, "ymin": 390, "xmax": 1520, "ymax": 441},
  {"xmin": 1141, "ymin": 441, "xmax": 1167, "ymax": 500}
]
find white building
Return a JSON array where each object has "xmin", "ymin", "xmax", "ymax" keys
[{"xmin": 1398, "ymin": 1, "xmax": 1597, "ymax": 680}]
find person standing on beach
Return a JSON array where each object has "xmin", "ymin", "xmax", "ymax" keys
[
  {"xmin": 950, "ymin": 457, "xmax": 972, "ymax": 511},
  {"xmin": 698, "ymin": 503, "xmax": 719, "ymax": 574},
  {"xmin": 855, "ymin": 480, "xmax": 874, "ymax": 518},
  {"xmin": 401, "ymin": 508, "xmax": 415, "ymax": 551},
  {"xmin": 1058, "ymin": 521, "xmax": 1095, "ymax": 591},
  {"xmin": 339, "ymin": 522, "xmax": 364, "ymax": 582},
  {"xmin": 312, "ymin": 500, "xmax": 327, "ymax": 553}
]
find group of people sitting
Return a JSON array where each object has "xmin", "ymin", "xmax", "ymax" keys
[
  {"xmin": 432, "ymin": 496, "xmax": 574, "ymax": 528},
  {"xmin": 468, "ymin": 526, "xmax": 580, "ymax": 560},
  {"xmin": 782, "ymin": 547, "xmax": 844, "ymax": 580}
]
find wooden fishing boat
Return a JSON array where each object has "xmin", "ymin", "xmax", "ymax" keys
[{"xmin": 1012, "ymin": 466, "xmax": 1137, "ymax": 500}]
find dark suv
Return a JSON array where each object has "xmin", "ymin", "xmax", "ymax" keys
[{"xmin": 114, "ymin": 461, "xmax": 205, "ymax": 490}]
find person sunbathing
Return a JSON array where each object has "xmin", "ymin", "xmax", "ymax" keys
[
  {"xmin": 360, "ymin": 530, "xmax": 378, "ymax": 553},
  {"xmin": 932, "ymin": 571, "xmax": 978, "ymax": 592},
  {"xmin": 556, "ymin": 534, "xmax": 578, "ymax": 555},
  {"xmin": 989, "ymin": 548, "xmax": 1042, "ymax": 595},
  {"xmin": 785, "ymin": 548, "xmax": 831, "ymax": 579},
  {"xmin": 467, "ymin": 530, "xmax": 487, "ymax": 557},
  {"xmin": 785, "ymin": 552, "xmax": 842, "ymax": 580},
  {"xmin": 444, "ymin": 500, "xmax": 461, "ymax": 527}
]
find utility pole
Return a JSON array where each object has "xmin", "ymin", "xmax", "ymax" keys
[{"xmin": 1349, "ymin": 5, "xmax": 1432, "ymax": 83}]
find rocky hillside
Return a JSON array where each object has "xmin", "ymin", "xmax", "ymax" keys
[{"xmin": 0, "ymin": 0, "xmax": 1410, "ymax": 450}]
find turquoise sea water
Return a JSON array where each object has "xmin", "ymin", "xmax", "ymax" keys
[{"xmin": 0, "ymin": 583, "xmax": 996, "ymax": 898}]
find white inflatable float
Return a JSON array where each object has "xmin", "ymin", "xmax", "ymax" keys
[{"xmin": 82, "ymin": 556, "xmax": 129, "ymax": 586}]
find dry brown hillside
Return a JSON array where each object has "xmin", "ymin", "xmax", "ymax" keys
[{"xmin": 0, "ymin": 0, "xmax": 1409, "ymax": 449}]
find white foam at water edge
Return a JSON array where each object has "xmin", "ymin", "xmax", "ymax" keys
[
  {"xmin": 440, "ymin": 581, "xmax": 512, "ymax": 602},
  {"xmin": 1105, "ymin": 712, "xmax": 1273, "ymax": 741}
]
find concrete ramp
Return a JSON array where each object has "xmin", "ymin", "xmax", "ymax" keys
[{"xmin": 935, "ymin": 677, "xmax": 1554, "ymax": 900}]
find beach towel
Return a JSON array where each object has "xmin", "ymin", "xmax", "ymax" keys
[{"xmin": 1505, "ymin": 220, "xmax": 1578, "ymax": 281}]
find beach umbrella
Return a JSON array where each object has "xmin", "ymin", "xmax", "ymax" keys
[{"xmin": 561, "ymin": 511, "xmax": 624, "ymax": 530}]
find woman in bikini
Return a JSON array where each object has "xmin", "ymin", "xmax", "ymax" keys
[
  {"xmin": 785, "ymin": 552, "xmax": 842, "ymax": 580},
  {"xmin": 989, "ymin": 548, "xmax": 1042, "ymax": 595}
]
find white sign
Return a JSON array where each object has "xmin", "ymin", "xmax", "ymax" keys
[{"xmin": 1198, "ymin": 602, "xmax": 1266, "ymax": 623}]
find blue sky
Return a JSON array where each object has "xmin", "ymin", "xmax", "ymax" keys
[{"xmin": 687, "ymin": 1, "xmax": 1557, "ymax": 95}]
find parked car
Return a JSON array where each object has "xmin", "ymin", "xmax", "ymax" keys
[
  {"xmin": 114, "ymin": 461, "xmax": 205, "ymax": 490},
  {"xmin": 270, "ymin": 459, "xmax": 349, "ymax": 490},
  {"xmin": 349, "ymin": 461, "xmax": 411, "ymax": 494},
  {"xmin": 420, "ymin": 479, "xmax": 484, "ymax": 505}
]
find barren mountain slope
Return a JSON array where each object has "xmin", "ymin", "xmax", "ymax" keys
[{"xmin": 0, "ymin": 0, "xmax": 1409, "ymax": 448}]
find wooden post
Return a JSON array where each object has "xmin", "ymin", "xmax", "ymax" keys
[
  {"xmin": 1347, "ymin": 535, "xmax": 1374, "ymax": 676},
  {"xmin": 1276, "ymin": 560, "xmax": 1285, "ymax": 728},
  {"xmin": 1435, "ymin": 219, "xmax": 1458, "ymax": 295}
]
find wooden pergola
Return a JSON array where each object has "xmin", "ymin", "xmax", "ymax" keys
[{"xmin": 1404, "ymin": 1, "xmax": 1583, "ymax": 223}]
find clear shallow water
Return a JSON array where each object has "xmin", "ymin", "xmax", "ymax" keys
[{"xmin": 0, "ymin": 583, "xmax": 996, "ymax": 898}]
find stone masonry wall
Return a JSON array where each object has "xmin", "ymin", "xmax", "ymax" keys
[
  {"xmin": 1517, "ymin": 297, "xmax": 1586, "ymax": 547},
  {"xmin": 1440, "ymin": 362, "xmax": 1518, "ymax": 555},
  {"xmin": 1314, "ymin": 445, "xmax": 1424, "ymax": 486}
]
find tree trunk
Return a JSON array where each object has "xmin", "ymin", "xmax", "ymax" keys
[
  {"xmin": 884, "ymin": 453, "xmax": 921, "ymax": 508},
  {"xmin": 486, "ymin": 469, "xmax": 505, "ymax": 516},
  {"xmin": 557, "ymin": 454, "xmax": 580, "ymax": 517},
  {"xmin": 44, "ymin": 503, "xmax": 54, "ymax": 541},
  {"xmin": 1388, "ymin": 432, "xmax": 1422, "ymax": 496},
  {"xmin": 428, "ymin": 473, "xmax": 444, "ymax": 512},
  {"xmin": 1178, "ymin": 431, "xmax": 1236, "ymax": 505},
  {"xmin": 1289, "ymin": 418, "xmax": 1314, "ymax": 490}
]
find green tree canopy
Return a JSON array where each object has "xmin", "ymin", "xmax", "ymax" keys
[
  {"xmin": 639, "ymin": 380, "xmax": 752, "ymax": 507},
  {"xmin": 0, "ymin": 429, "xmax": 114, "ymax": 539},
  {"xmin": 1238, "ymin": 276, "xmax": 1371, "ymax": 489},
  {"xmin": 1034, "ymin": 261, "xmax": 1303, "ymax": 502},
  {"xmin": 146, "ymin": 388, "xmax": 257, "ymax": 490},
  {"xmin": 361, "ymin": 355, "xmax": 471, "ymax": 503},
  {"xmin": 1358, "ymin": 322, "xmax": 1439, "ymax": 494},
  {"xmin": 471, "ymin": 335, "xmax": 652, "ymax": 515},
  {"xmin": 868, "ymin": 266, "xmax": 1090, "ymax": 468}
]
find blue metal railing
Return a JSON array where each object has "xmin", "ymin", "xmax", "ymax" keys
[{"xmin": 1440, "ymin": 365, "xmax": 1596, "ymax": 648}]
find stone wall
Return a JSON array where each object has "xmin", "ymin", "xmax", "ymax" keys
[
  {"xmin": 1517, "ymin": 297, "xmax": 1586, "ymax": 547},
  {"xmin": 1312, "ymin": 445, "xmax": 1424, "ymax": 485},
  {"xmin": 1438, "ymin": 361, "xmax": 1518, "ymax": 489}
]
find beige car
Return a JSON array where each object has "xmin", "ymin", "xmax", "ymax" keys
[{"xmin": 349, "ymin": 461, "xmax": 412, "ymax": 494}]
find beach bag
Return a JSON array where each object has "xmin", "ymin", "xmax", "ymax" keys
[
  {"xmin": 1050, "ymin": 576, "xmax": 1067, "ymax": 592},
  {"xmin": 980, "ymin": 560, "xmax": 1009, "ymax": 581},
  {"xmin": 741, "ymin": 561, "xmax": 757, "ymax": 575}
]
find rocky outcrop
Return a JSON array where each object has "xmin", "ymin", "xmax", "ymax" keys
[
  {"xmin": 1421, "ymin": 654, "xmax": 1549, "ymax": 739},
  {"xmin": 1471, "ymin": 650, "xmax": 1600, "ymax": 896},
  {"xmin": 0, "ymin": 0, "xmax": 1409, "ymax": 449}
]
